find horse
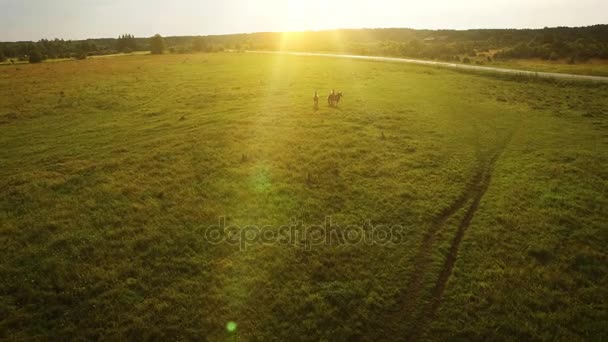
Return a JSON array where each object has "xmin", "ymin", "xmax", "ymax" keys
[
  {"xmin": 328, "ymin": 91, "xmax": 343, "ymax": 107},
  {"xmin": 334, "ymin": 92, "xmax": 343, "ymax": 106}
]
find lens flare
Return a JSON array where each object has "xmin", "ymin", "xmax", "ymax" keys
[{"xmin": 226, "ymin": 321, "xmax": 237, "ymax": 333}]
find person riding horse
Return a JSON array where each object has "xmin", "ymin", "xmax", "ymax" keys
[
  {"xmin": 328, "ymin": 89, "xmax": 336, "ymax": 106},
  {"xmin": 328, "ymin": 89, "xmax": 343, "ymax": 107}
]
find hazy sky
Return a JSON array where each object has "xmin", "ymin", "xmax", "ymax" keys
[{"xmin": 1, "ymin": 0, "xmax": 607, "ymax": 41}]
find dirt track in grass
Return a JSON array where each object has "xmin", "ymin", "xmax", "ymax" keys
[{"xmin": 250, "ymin": 51, "xmax": 608, "ymax": 83}]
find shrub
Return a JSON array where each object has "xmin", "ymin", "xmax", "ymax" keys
[
  {"xmin": 177, "ymin": 46, "xmax": 192, "ymax": 54},
  {"xmin": 150, "ymin": 34, "xmax": 165, "ymax": 55},
  {"xmin": 75, "ymin": 51, "xmax": 87, "ymax": 60},
  {"xmin": 462, "ymin": 57, "xmax": 471, "ymax": 64},
  {"xmin": 29, "ymin": 50, "xmax": 43, "ymax": 63}
]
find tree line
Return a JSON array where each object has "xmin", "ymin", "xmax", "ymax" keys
[
  {"xmin": 2, "ymin": 25, "xmax": 607, "ymax": 64},
  {"xmin": 237, "ymin": 25, "xmax": 608, "ymax": 63},
  {"xmin": 116, "ymin": 34, "xmax": 137, "ymax": 53},
  {"xmin": 0, "ymin": 34, "xmax": 224, "ymax": 63},
  {"xmin": 0, "ymin": 34, "xmax": 173, "ymax": 63}
]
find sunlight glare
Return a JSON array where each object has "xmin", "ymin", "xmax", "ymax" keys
[{"xmin": 284, "ymin": 0, "xmax": 327, "ymax": 31}]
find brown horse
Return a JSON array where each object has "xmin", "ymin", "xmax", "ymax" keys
[{"xmin": 328, "ymin": 91, "xmax": 343, "ymax": 107}]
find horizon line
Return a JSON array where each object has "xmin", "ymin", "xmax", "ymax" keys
[{"xmin": 2, "ymin": 23, "xmax": 606, "ymax": 43}]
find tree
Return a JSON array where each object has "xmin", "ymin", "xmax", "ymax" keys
[
  {"xmin": 127, "ymin": 34, "xmax": 137, "ymax": 51},
  {"xmin": 29, "ymin": 49, "xmax": 43, "ymax": 63},
  {"xmin": 75, "ymin": 42, "xmax": 89, "ymax": 60},
  {"xmin": 116, "ymin": 34, "xmax": 125, "ymax": 51},
  {"xmin": 0, "ymin": 47, "xmax": 5, "ymax": 62},
  {"xmin": 150, "ymin": 34, "xmax": 165, "ymax": 54},
  {"xmin": 117, "ymin": 34, "xmax": 137, "ymax": 52}
]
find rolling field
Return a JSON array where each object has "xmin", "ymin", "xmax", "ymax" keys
[{"xmin": 1, "ymin": 53, "xmax": 607, "ymax": 340}]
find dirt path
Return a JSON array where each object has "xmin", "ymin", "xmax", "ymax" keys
[{"xmin": 248, "ymin": 51, "xmax": 608, "ymax": 83}]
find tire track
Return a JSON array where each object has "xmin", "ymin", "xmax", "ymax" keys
[
  {"xmin": 378, "ymin": 124, "xmax": 485, "ymax": 338},
  {"xmin": 394, "ymin": 168, "xmax": 486, "ymax": 331},
  {"xmin": 408, "ymin": 131, "xmax": 516, "ymax": 341},
  {"xmin": 375, "ymin": 128, "xmax": 515, "ymax": 341}
]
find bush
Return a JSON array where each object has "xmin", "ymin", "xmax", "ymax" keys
[
  {"xmin": 75, "ymin": 51, "xmax": 87, "ymax": 60},
  {"xmin": 462, "ymin": 57, "xmax": 471, "ymax": 64},
  {"xmin": 211, "ymin": 44, "xmax": 225, "ymax": 52},
  {"xmin": 176, "ymin": 46, "xmax": 192, "ymax": 54},
  {"xmin": 150, "ymin": 34, "xmax": 165, "ymax": 55},
  {"xmin": 29, "ymin": 50, "xmax": 43, "ymax": 63}
]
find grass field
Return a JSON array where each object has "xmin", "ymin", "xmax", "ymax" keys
[
  {"xmin": 5, "ymin": 52, "xmax": 608, "ymax": 79},
  {"xmin": 1, "ymin": 53, "xmax": 607, "ymax": 340},
  {"xmin": 491, "ymin": 58, "xmax": 608, "ymax": 77}
]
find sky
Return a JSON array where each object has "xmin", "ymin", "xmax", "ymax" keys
[{"xmin": 1, "ymin": 0, "xmax": 607, "ymax": 41}]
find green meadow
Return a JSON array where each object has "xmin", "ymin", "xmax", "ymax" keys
[
  {"xmin": 490, "ymin": 58, "xmax": 608, "ymax": 77},
  {"xmin": 1, "ymin": 53, "xmax": 607, "ymax": 340}
]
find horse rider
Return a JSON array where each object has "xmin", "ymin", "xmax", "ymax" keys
[{"xmin": 328, "ymin": 89, "xmax": 336, "ymax": 106}]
